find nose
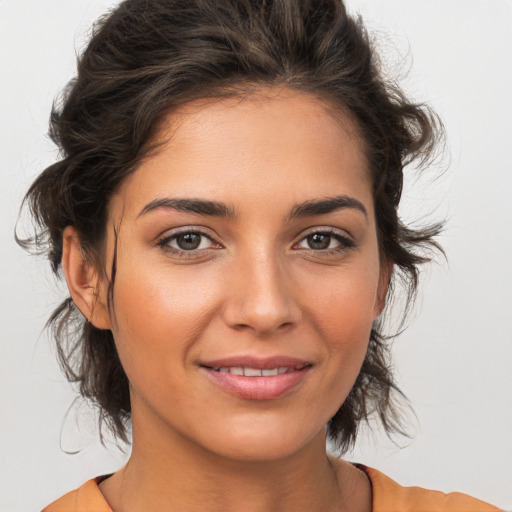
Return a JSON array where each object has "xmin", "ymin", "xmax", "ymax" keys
[{"xmin": 222, "ymin": 250, "xmax": 302, "ymax": 336}]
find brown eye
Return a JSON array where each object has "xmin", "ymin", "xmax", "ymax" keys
[
  {"xmin": 306, "ymin": 233, "xmax": 331, "ymax": 250},
  {"xmin": 158, "ymin": 230, "xmax": 218, "ymax": 253},
  {"xmin": 295, "ymin": 230, "xmax": 355, "ymax": 253},
  {"xmin": 176, "ymin": 233, "xmax": 202, "ymax": 250}
]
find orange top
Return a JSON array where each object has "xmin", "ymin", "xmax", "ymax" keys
[{"xmin": 42, "ymin": 465, "xmax": 502, "ymax": 512}]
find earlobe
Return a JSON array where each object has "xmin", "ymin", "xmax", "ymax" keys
[{"xmin": 61, "ymin": 226, "xmax": 112, "ymax": 330}]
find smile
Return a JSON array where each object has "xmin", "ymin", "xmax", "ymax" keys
[
  {"xmin": 209, "ymin": 365, "xmax": 308, "ymax": 376},
  {"xmin": 200, "ymin": 358, "xmax": 312, "ymax": 400}
]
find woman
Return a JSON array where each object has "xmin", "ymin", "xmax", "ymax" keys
[{"xmin": 14, "ymin": 0, "xmax": 505, "ymax": 510}]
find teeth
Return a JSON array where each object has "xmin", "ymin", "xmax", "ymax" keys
[
  {"xmin": 213, "ymin": 366, "xmax": 295, "ymax": 376},
  {"xmin": 244, "ymin": 367, "xmax": 262, "ymax": 377}
]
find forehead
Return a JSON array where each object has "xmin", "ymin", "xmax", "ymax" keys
[{"xmin": 112, "ymin": 88, "xmax": 372, "ymax": 218}]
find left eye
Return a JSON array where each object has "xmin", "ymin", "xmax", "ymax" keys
[
  {"xmin": 162, "ymin": 232, "xmax": 216, "ymax": 251},
  {"xmin": 296, "ymin": 232, "xmax": 347, "ymax": 251}
]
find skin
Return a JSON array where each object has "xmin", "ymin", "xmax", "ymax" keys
[{"xmin": 63, "ymin": 88, "xmax": 389, "ymax": 512}]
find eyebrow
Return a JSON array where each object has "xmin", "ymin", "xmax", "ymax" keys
[
  {"xmin": 137, "ymin": 194, "xmax": 367, "ymax": 221},
  {"xmin": 288, "ymin": 195, "xmax": 368, "ymax": 221},
  {"xmin": 138, "ymin": 198, "xmax": 235, "ymax": 218}
]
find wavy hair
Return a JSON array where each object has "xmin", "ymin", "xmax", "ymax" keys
[{"xmin": 19, "ymin": 0, "xmax": 444, "ymax": 451}]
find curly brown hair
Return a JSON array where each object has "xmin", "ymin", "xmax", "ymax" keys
[{"xmin": 18, "ymin": 0, "xmax": 444, "ymax": 452}]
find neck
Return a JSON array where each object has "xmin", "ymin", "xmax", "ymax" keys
[{"xmin": 100, "ymin": 398, "xmax": 369, "ymax": 512}]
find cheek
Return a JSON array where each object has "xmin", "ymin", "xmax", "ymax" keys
[
  {"xmin": 306, "ymin": 264, "xmax": 380, "ymax": 341},
  {"xmin": 108, "ymin": 260, "xmax": 221, "ymax": 375},
  {"xmin": 301, "ymin": 259, "xmax": 381, "ymax": 388}
]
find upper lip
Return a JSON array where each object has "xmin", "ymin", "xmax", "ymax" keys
[{"xmin": 199, "ymin": 355, "xmax": 312, "ymax": 370}]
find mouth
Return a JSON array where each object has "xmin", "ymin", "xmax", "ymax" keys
[
  {"xmin": 199, "ymin": 357, "xmax": 312, "ymax": 400},
  {"xmin": 204, "ymin": 364, "xmax": 309, "ymax": 377}
]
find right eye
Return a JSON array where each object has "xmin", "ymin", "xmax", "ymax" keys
[{"xmin": 157, "ymin": 229, "xmax": 220, "ymax": 255}]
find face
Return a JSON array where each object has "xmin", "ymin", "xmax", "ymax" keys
[{"xmin": 89, "ymin": 89, "xmax": 388, "ymax": 461}]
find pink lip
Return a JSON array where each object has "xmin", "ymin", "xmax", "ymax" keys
[{"xmin": 199, "ymin": 355, "xmax": 312, "ymax": 401}]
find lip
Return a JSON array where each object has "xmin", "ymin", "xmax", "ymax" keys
[
  {"xmin": 200, "ymin": 355, "xmax": 310, "ymax": 370},
  {"xmin": 199, "ymin": 355, "xmax": 312, "ymax": 401}
]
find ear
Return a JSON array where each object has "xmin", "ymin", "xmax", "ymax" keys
[
  {"xmin": 374, "ymin": 258, "xmax": 393, "ymax": 318},
  {"xmin": 61, "ymin": 226, "xmax": 112, "ymax": 330}
]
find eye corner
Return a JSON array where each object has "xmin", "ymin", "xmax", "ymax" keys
[
  {"xmin": 293, "ymin": 227, "xmax": 358, "ymax": 254},
  {"xmin": 156, "ymin": 227, "xmax": 223, "ymax": 258}
]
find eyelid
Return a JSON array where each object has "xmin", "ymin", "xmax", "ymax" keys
[
  {"xmin": 293, "ymin": 227, "xmax": 357, "ymax": 251},
  {"xmin": 156, "ymin": 226, "xmax": 223, "ymax": 254},
  {"xmin": 155, "ymin": 225, "xmax": 356, "ymax": 256},
  {"xmin": 296, "ymin": 226, "xmax": 354, "ymax": 241},
  {"xmin": 156, "ymin": 225, "xmax": 220, "ymax": 241}
]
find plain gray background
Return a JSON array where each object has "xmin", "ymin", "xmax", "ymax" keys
[{"xmin": 1, "ymin": 0, "xmax": 511, "ymax": 510}]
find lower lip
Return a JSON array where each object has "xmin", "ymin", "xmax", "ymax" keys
[{"xmin": 201, "ymin": 367, "xmax": 311, "ymax": 401}]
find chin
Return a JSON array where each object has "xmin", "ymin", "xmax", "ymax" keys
[{"xmin": 197, "ymin": 419, "xmax": 326, "ymax": 463}]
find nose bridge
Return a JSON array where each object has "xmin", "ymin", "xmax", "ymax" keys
[{"xmin": 223, "ymin": 243, "xmax": 300, "ymax": 335}]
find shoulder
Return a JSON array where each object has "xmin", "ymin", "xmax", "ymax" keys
[
  {"xmin": 359, "ymin": 465, "xmax": 502, "ymax": 512},
  {"xmin": 42, "ymin": 477, "xmax": 112, "ymax": 512}
]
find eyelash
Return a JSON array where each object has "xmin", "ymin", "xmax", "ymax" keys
[
  {"xmin": 156, "ymin": 228, "xmax": 220, "ymax": 257},
  {"xmin": 294, "ymin": 229, "xmax": 357, "ymax": 255},
  {"xmin": 156, "ymin": 228, "xmax": 356, "ymax": 257}
]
